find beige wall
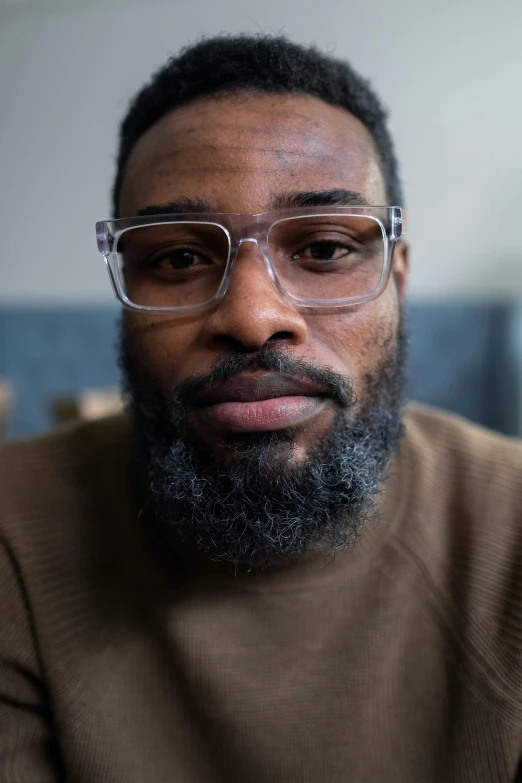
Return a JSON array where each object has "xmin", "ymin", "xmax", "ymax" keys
[{"xmin": 0, "ymin": 0, "xmax": 521, "ymax": 302}]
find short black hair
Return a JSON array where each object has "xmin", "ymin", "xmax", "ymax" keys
[{"xmin": 112, "ymin": 34, "xmax": 403, "ymax": 217}]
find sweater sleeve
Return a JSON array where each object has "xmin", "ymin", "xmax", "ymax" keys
[{"xmin": 0, "ymin": 537, "xmax": 64, "ymax": 782}]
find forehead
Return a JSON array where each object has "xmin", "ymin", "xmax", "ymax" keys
[{"xmin": 119, "ymin": 93, "xmax": 387, "ymax": 216}]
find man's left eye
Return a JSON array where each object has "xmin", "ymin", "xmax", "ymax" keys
[{"xmin": 293, "ymin": 241, "xmax": 351, "ymax": 262}]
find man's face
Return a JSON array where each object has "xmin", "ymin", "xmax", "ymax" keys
[
  {"xmin": 118, "ymin": 92, "xmax": 408, "ymax": 567},
  {"xmin": 119, "ymin": 92, "xmax": 408, "ymax": 462}
]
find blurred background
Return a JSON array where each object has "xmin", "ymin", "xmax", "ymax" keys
[{"xmin": 0, "ymin": 0, "xmax": 521, "ymax": 440}]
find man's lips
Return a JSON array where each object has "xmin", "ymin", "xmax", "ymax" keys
[
  {"xmin": 192, "ymin": 373, "xmax": 331, "ymax": 405},
  {"xmin": 189, "ymin": 373, "xmax": 333, "ymax": 432}
]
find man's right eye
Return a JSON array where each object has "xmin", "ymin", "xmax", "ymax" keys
[
  {"xmin": 143, "ymin": 247, "xmax": 215, "ymax": 271},
  {"xmin": 156, "ymin": 249, "xmax": 199, "ymax": 270}
]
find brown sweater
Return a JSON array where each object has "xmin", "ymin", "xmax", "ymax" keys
[{"xmin": 0, "ymin": 404, "xmax": 521, "ymax": 783}]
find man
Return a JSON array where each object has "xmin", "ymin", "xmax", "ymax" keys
[{"xmin": 1, "ymin": 34, "xmax": 521, "ymax": 783}]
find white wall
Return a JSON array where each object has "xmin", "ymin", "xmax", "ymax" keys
[{"xmin": 0, "ymin": 0, "xmax": 521, "ymax": 303}]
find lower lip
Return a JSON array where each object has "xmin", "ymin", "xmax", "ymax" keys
[{"xmin": 196, "ymin": 395, "xmax": 330, "ymax": 432}]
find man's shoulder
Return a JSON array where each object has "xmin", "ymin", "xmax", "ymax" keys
[
  {"xmin": 404, "ymin": 402, "xmax": 522, "ymax": 482},
  {"xmin": 0, "ymin": 414, "xmax": 133, "ymax": 540},
  {"xmin": 0, "ymin": 412, "xmax": 132, "ymax": 480},
  {"xmin": 400, "ymin": 402, "xmax": 522, "ymax": 546},
  {"xmin": 397, "ymin": 405, "xmax": 522, "ymax": 704}
]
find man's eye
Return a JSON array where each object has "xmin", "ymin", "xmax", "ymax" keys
[
  {"xmin": 292, "ymin": 241, "xmax": 351, "ymax": 262},
  {"xmin": 146, "ymin": 248, "xmax": 212, "ymax": 271},
  {"xmin": 157, "ymin": 250, "xmax": 197, "ymax": 269}
]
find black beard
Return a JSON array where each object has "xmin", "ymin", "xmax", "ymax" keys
[{"xmin": 120, "ymin": 311, "xmax": 408, "ymax": 568}]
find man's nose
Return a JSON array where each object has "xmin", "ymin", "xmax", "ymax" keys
[{"xmin": 201, "ymin": 239, "xmax": 308, "ymax": 352}]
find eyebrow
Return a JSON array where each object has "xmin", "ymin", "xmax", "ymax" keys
[
  {"xmin": 271, "ymin": 189, "xmax": 371, "ymax": 209},
  {"xmin": 135, "ymin": 198, "xmax": 218, "ymax": 217},
  {"xmin": 134, "ymin": 189, "xmax": 371, "ymax": 218}
]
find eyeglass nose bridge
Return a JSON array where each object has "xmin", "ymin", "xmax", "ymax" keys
[{"xmin": 229, "ymin": 236, "xmax": 279, "ymax": 286}]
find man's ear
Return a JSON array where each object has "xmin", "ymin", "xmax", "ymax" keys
[{"xmin": 392, "ymin": 240, "xmax": 409, "ymax": 301}]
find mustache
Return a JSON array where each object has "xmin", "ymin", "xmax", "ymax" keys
[{"xmin": 168, "ymin": 346, "xmax": 356, "ymax": 411}]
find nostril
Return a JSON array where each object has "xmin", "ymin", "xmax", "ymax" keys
[
  {"xmin": 215, "ymin": 334, "xmax": 256, "ymax": 353},
  {"xmin": 215, "ymin": 330, "xmax": 298, "ymax": 353},
  {"xmin": 267, "ymin": 332, "xmax": 294, "ymax": 343}
]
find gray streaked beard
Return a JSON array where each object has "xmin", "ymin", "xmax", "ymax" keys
[{"xmin": 120, "ymin": 311, "xmax": 408, "ymax": 568}]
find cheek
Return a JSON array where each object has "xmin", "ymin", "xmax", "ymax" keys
[
  {"xmin": 123, "ymin": 313, "xmax": 204, "ymax": 395},
  {"xmin": 310, "ymin": 292, "xmax": 399, "ymax": 395}
]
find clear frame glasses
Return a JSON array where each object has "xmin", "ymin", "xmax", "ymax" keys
[{"xmin": 95, "ymin": 206, "xmax": 405, "ymax": 315}]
